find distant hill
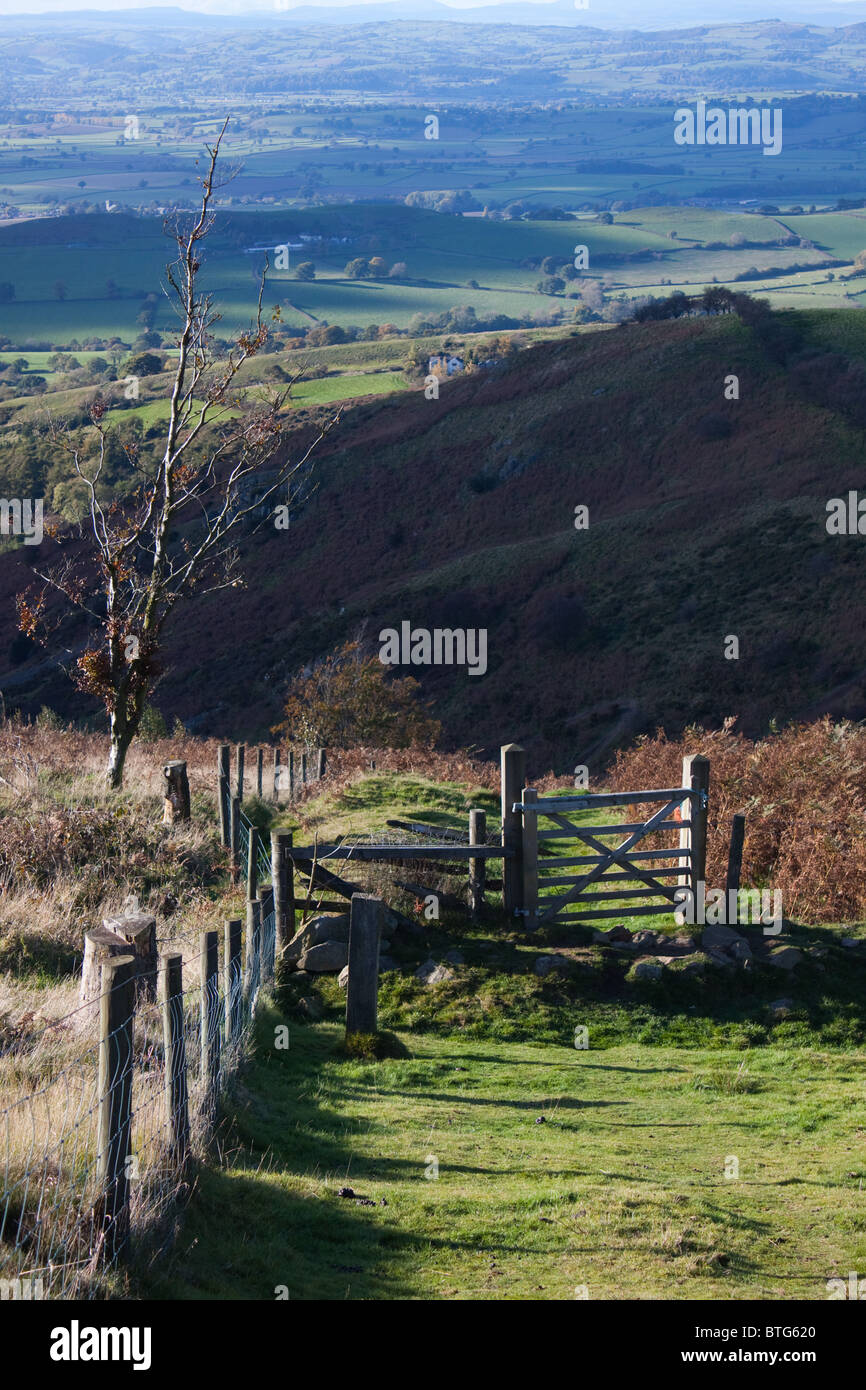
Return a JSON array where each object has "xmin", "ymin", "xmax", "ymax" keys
[
  {"xmin": 8, "ymin": 3, "xmax": 866, "ymax": 32},
  {"xmin": 2, "ymin": 305, "xmax": 866, "ymax": 770}
]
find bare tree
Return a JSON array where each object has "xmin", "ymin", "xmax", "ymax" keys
[{"xmin": 18, "ymin": 119, "xmax": 338, "ymax": 788}]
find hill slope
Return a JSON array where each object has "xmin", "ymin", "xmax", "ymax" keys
[{"xmin": 2, "ymin": 307, "xmax": 866, "ymax": 769}]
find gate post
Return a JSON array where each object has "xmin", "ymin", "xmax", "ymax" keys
[
  {"xmin": 521, "ymin": 787, "xmax": 538, "ymax": 931},
  {"xmin": 680, "ymin": 754, "xmax": 710, "ymax": 902},
  {"xmin": 501, "ymin": 744, "xmax": 525, "ymax": 917}
]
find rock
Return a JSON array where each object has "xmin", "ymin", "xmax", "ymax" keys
[
  {"xmin": 379, "ymin": 954, "xmax": 398, "ymax": 972},
  {"xmin": 607, "ymin": 924, "xmax": 634, "ymax": 943},
  {"xmin": 534, "ymin": 954, "xmax": 569, "ymax": 977},
  {"xmin": 629, "ymin": 957, "xmax": 663, "ymax": 981},
  {"xmin": 671, "ymin": 933, "xmax": 697, "ymax": 951},
  {"xmin": 338, "ymin": 965, "xmax": 349, "ymax": 990},
  {"xmin": 444, "ymin": 949, "xmax": 465, "ymax": 966},
  {"xmin": 296, "ymin": 939, "xmax": 349, "ymax": 973},
  {"xmin": 701, "ymin": 923, "xmax": 745, "ymax": 951},
  {"xmin": 679, "ymin": 956, "xmax": 708, "ymax": 977},
  {"xmin": 842, "ymin": 937, "xmax": 864, "ymax": 949},
  {"xmin": 415, "ymin": 959, "xmax": 455, "ymax": 985},
  {"xmin": 298, "ymin": 995, "xmax": 323, "ymax": 1020},
  {"xmin": 768, "ymin": 997, "xmax": 795, "ymax": 1018},
  {"xmin": 728, "ymin": 938, "xmax": 753, "ymax": 963},
  {"xmin": 285, "ymin": 913, "xmax": 350, "ymax": 963},
  {"xmin": 765, "ymin": 946, "xmax": 803, "ymax": 971},
  {"xmin": 706, "ymin": 948, "xmax": 734, "ymax": 968},
  {"xmin": 632, "ymin": 930, "xmax": 660, "ymax": 948},
  {"xmin": 656, "ymin": 955, "xmax": 677, "ymax": 966}
]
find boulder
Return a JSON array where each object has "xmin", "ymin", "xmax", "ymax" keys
[
  {"xmin": 285, "ymin": 913, "xmax": 350, "ymax": 963},
  {"xmin": 415, "ymin": 959, "xmax": 455, "ymax": 985},
  {"xmin": 678, "ymin": 956, "xmax": 708, "ymax": 977},
  {"xmin": 444, "ymin": 949, "xmax": 465, "ymax": 966},
  {"xmin": 629, "ymin": 957, "xmax": 663, "ymax": 981},
  {"xmin": 765, "ymin": 946, "xmax": 803, "ymax": 971},
  {"xmin": 632, "ymin": 930, "xmax": 661, "ymax": 948},
  {"xmin": 728, "ymin": 938, "xmax": 753, "ymax": 963},
  {"xmin": 338, "ymin": 964, "xmax": 349, "ymax": 990},
  {"xmin": 296, "ymin": 940, "xmax": 349, "ymax": 973},
  {"xmin": 768, "ymin": 997, "xmax": 795, "ymax": 1018},
  {"xmin": 534, "ymin": 954, "xmax": 569, "ymax": 977},
  {"xmin": 706, "ymin": 948, "xmax": 734, "ymax": 968},
  {"xmin": 671, "ymin": 933, "xmax": 697, "ymax": 951},
  {"xmin": 842, "ymin": 937, "xmax": 864, "ymax": 950},
  {"xmin": 701, "ymin": 923, "xmax": 746, "ymax": 952}
]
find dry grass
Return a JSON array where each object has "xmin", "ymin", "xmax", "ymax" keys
[{"xmin": 606, "ymin": 717, "xmax": 866, "ymax": 925}]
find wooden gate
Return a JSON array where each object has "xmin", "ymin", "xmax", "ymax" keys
[{"xmin": 515, "ymin": 755, "xmax": 709, "ymax": 929}]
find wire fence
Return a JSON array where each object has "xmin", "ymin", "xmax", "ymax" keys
[{"xmin": 0, "ymin": 867, "xmax": 278, "ymax": 1301}]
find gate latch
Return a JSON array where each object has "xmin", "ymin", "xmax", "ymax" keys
[{"xmin": 699, "ymin": 790, "xmax": 709, "ymax": 810}]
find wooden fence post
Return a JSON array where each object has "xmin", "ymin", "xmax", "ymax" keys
[
  {"xmin": 256, "ymin": 748, "xmax": 263, "ymax": 798},
  {"xmin": 345, "ymin": 894, "xmax": 382, "ymax": 1037},
  {"xmin": 235, "ymin": 744, "xmax": 245, "ymax": 801},
  {"xmin": 680, "ymin": 754, "xmax": 710, "ymax": 900},
  {"xmin": 244, "ymin": 899, "xmax": 262, "ymax": 1006},
  {"xmin": 288, "ymin": 750, "xmax": 295, "ymax": 800},
  {"xmin": 272, "ymin": 830, "xmax": 293, "ymax": 968},
  {"xmin": 260, "ymin": 887, "xmax": 275, "ymax": 980},
  {"xmin": 725, "ymin": 812, "xmax": 745, "ymax": 924},
  {"xmin": 162, "ymin": 759, "xmax": 191, "ymax": 825},
  {"xmin": 200, "ymin": 930, "xmax": 220, "ymax": 1109},
  {"xmin": 469, "ymin": 808, "xmax": 486, "ymax": 917},
  {"xmin": 160, "ymin": 952, "xmax": 189, "ymax": 1170},
  {"xmin": 224, "ymin": 918, "xmax": 242, "ymax": 1044},
  {"xmin": 521, "ymin": 787, "xmax": 538, "ymax": 931},
  {"xmin": 217, "ymin": 744, "xmax": 231, "ymax": 847},
  {"xmin": 230, "ymin": 794, "xmax": 241, "ymax": 886},
  {"xmin": 97, "ymin": 953, "xmax": 135, "ymax": 1260},
  {"xmin": 273, "ymin": 748, "xmax": 281, "ymax": 802},
  {"xmin": 316, "ymin": 747, "xmax": 326, "ymax": 781},
  {"xmin": 247, "ymin": 824, "xmax": 260, "ymax": 902},
  {"xmin": 500, "ymin": 743, "xmax": 526, "ymax": 917},
  {"xmin": 301, "ymin": 750, "xmax": 308, "ymax": 785}
]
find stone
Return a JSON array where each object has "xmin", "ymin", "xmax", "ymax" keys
[
  {"xmin": 296, "ymin": 939, "xmax": 349, "ymax": 973},
  {"xmin": 298, "ymin": 995, "xmax": 323, "ymax": 1020},
  {"xmin": 706, "ymin": 948, "xmax": 734, "ymax": 968},
  {"xmin": 444, "ymin": 950, "xmax": 465, "ymax": 966},
  {"xmin": 768, "ymin": 997, "xmax": 795, "ymax": 1018},
  {"xmin": 629, "ymin": 957, "xmax": 663, "ymax": 981},
  {"xmin": 415, "ymin": 959, "xmax": 455, "ymax": 985},
  {"xmin": 285, "ymin": 913, "xmax": 350, "ymax": 963},
  {"xmin": 338, "ymin": 965, "xmax": 349, "ymax": 990},
  {"xmin": 701, "ymin": 923, "xmax": 746, "ymax": 951},
  {"xmin": 379, "ymin": 954, "xmax": 398, "ymax": 972},
  {"xmin": 765, "ymin": 946, "xmax": 803, "ymax": 971},
  {"xmin": 632, "ymin": 930, "xmax": 660, "ymax": 948},
  {"xmin": 679, "ymin": 956, "xmax": 708, "ymax": 976},
  {"xmin": 728, "ymin": 938, "xmax": 753, "ymax": 963},
  {"xmin": 534, "ymin": 954, "xmax": 569, "ymax": 977},
  {"xmin": 671, "ymin": 933, "xmax": 697, "ymax": 951},
  {"xmin": 842, "ymin": 937, "xmax": 864, "ymax": 949}
]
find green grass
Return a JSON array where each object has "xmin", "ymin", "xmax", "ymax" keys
[{"xmin": 136, "ymin": 1002, "xmax": 866, "ymax": 1301}]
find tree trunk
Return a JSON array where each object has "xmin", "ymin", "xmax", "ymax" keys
[{"xmin": 107, "ymin": 712, "xmax": 134, "ymax": 789}]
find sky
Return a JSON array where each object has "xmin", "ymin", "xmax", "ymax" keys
[{"xmin": 1, "ymin": 0, "xmax": 864, "ymax": 14}]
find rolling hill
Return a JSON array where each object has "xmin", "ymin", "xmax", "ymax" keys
[{"xmin": 2, "ymin": 303, "xmax": 865, "ymax": 771}]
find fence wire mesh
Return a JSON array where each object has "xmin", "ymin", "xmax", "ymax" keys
[{"xmin": 1, "ymin": 895, "xmax": 275, "ymax": 1300}]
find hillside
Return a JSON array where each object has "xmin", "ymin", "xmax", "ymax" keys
[{"xmin": 2, "ymin": 304, "xmax": 865, "ymax": 770}]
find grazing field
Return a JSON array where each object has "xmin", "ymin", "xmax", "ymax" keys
[{"xmin": 137, "ymin": 1011, "xmax": 866, "ymax": 1302}]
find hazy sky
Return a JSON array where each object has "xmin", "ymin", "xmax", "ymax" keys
[{"xmin": 1, "ymin": 0, "xmax": 864, "ymax": 12}]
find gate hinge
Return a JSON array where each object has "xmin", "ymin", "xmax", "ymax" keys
[{"xmin": 699, "ymin": 790, "xmax": 709, "ymax": 809}]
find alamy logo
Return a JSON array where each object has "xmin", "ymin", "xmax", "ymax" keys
[
  {"xmin": 0, "ymin": 1277, "xmax": 44, "ymax": 1299},
  {"xmin": 0, "ymin": 497, "xmax": 43, "ymax": 546},
  {"xmin": 379, "ymin": 622, "xmax": 487, "ymax": 676},
  {"xmin": 675, "ymin": 884, "xmax": 782, "ymax": 933},
  {"xmin": 50, "ymin": 1320, "xmax": 152, "ymax": 1370},
  {"xmin": 674, "ymin": 101, "xmax": 783, "ymax": 157}
]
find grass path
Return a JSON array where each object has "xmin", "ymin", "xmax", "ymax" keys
[{"xmin": 138, "ymin": 1005, "xmax": 866, "ymax": 1301}]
